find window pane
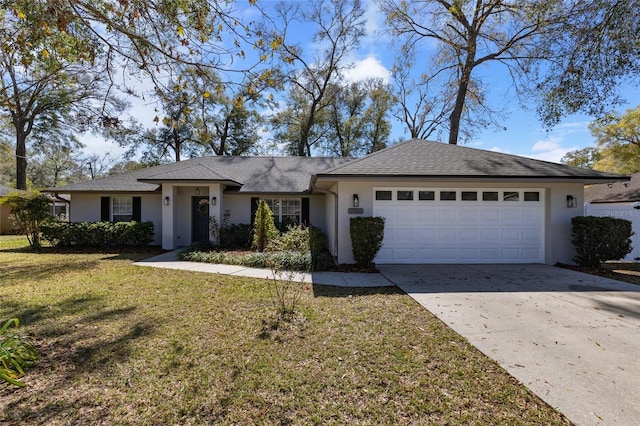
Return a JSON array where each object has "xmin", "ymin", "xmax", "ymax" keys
[
  {"xmin": 397, "ymin": 190, "xmax": 413, "ymax": 200},
  {"xmin": 482, "ymin": 191, "xmax": 499, "ymax": 201},
  {"xmin": 461, "ymin": 191, "xmax": 477, "ymax": 201},
  {"xmin": 265, "ymin": 199, "xmax": 280, "ymax": 215},
  {"xmin": 375, "ymin": 191, "xmax": 392, "ymax": 200},
  {"xmin": 418, "ymin": 191, "xmax": 435, "ymax": 201},
  {"xmin": 524, "ymin": 191, "xmax": 540, "ymax": 201},
  {"xmin": 112, "ymin": 197, "xmax": 133, "ymax": 222},
  {"xmin": 504, "ymin": 191, "xmax": 519, "ymax": 201},
  {"xmin": 440, "ymin": 191, "xmax": 456, "ymax": 201}
]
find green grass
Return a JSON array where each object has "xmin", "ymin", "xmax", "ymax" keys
[{"xmin": 0, "ymin": 236, "xmax": 568, "ymax": 424}]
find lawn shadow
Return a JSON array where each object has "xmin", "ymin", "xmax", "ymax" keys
[
  {"xmin": 0, "ymin": 294, "xmax": 160, "ymax": 424},
  {"xmin": 311, "ymin": 284, "xmax": 402, "ymax": 298},
  {"xmin": 0, "ymin": 259, "xmax": 101, "ymax": 286}
]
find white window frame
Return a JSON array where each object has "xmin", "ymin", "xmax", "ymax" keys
[
  {"xmin": 112, "ymin": 197, "xmax": 133, "ymax": 222},
  {"xmin": 264, "ymin": 198, "xmax": 301, "ymax": 227}
]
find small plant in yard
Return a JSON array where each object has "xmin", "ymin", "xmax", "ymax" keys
[
  {"xmin": 0, "ymin": 318, "xmax": 39, "ymax": 387},
  {"xmin": 0, "ymin": 192, "xmax": 50, "ymax": 248},
  {"xmin": 260, "ymin": 266, "xmax": 308, "ymax": 339},
  {"xmin": 252, "ymin": 200, "xmax": 278, "ymax": 251}
]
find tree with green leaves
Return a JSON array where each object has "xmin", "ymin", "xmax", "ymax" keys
[
  {"xmin": 264, "ymin": 0, "xmax": 366, "ymax": 156},
  {"xmin": 252, "ymin": 200, "xmax": 278, "ymax": 252},
  {"xmin": 0, "ymin": 192, "xmax": 50, "ymax": 247},
  {"xmin": 1, "ymin": 2, "xmax": 122, "ymax": 190},
  {"xmin": 561, "ymin": 147, "xmax": 602, "ymax": 170},
  {"xmin": 561, "ymin": 106, "xmax": 640, "ymax": 174},
  {"xmin": 536, "ymin": 1, "xmax": 640, "ymax": 127},
  {"xmin": 324, "ymin": 79, "xmax": 393, "ymax": 157}
]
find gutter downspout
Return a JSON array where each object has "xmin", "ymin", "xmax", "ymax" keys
[{"xmin": 310, "ymin": 176, "xmax": 339, "ymax": 263}]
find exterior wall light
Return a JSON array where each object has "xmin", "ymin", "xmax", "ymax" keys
[
  {"xmin": 195, "ymin": 187, "xmax": 200, "ymax": 196},
  {"xmin": 353, "ymin": 194, "xmax": 359, "ymax": 207},
  {"xmin": 164, "ymin": 196, "xmax": 170, "ymax": 206},
  {"xmin": 566, "ymin": 195, "xmax": 577, "ymax": 208},
  {"xmin": 211, "ymin": 196, "xmax": 217, "ymax": 206}
]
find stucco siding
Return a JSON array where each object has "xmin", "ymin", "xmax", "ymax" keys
[
  {"xmin": 69, "ymin": 193, "xmax": 162, "ymax": 245},
  {"xmin": 0, "ymin": 206, "xmax": 13, "ymax": 234}
]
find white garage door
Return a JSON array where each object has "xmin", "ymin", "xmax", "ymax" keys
[{"xmin": 373, "ymin": 188, "xmax": 545, "ymax": 264}]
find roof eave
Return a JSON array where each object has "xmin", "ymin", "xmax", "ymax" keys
[{"xmin": 313, "ymin": 174, "xmax": 629, "ymax": 183}]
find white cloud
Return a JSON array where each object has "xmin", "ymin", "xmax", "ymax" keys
[
  {"xmin": 531, "ymin": 137, "xmax": 562, "ymax": 152},
  {"xmin": 521, "ymin": 136, "xmax": 578, "ymax": 163},
  {"xmin": 343, "ymin": 55, "xmax": 391, "ymax": 83},
  {"xmin": 488, "ymin": 146, "xmax": 509, "ymax": 153}
]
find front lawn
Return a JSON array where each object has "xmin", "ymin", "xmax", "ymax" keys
[{"xmin": 0, "ymin": 236, "xmax": 568, "ymax": 424}]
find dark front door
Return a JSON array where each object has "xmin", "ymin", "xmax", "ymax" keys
[{"xmin": 192, "ymin": 196, "xmax": 210, "ymax": 244}]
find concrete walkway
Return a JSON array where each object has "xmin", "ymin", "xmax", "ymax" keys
[
  {"xmin": 380, "ymin": 264, "xmax": 640, "ymax": 426},
  {"xmin": 134, "ymin": 250, "xmax": 394, "ymax": 288}
]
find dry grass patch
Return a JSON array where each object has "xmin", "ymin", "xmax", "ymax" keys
[{"xmin": 0, "ymin": 237, "xmax": 568, "ymax": 424}]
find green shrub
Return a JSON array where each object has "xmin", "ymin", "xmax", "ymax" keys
[
  {"xmin": 309, "ymin": 226, "xmax": 334, "ymax": 271},
  {"xmin": 252, "ymin": 200, "xmax": 278, "ymax": 251},
  {"xmin": 0, "ymin": 192, "xmax": 50, "ymax": 248},
  {"xmin": 220, "ymin": 223, "xmax": 253, "ymax": 249},
  {"xmin": 350, "ymin": 217, "xmax": 385, "ymax": 268},
  {"xmin": 268, "ymin": 225, "xmax": 309, "ymax": 252},
  {"xmin": 571, "ymin": 216, "xmax": 633, "ymax": 267},
  {"xmin": 0, "ymin": 319, "xmax": 39, "ymax": 387},
  {"xmin": 180, "ymin": 249, "xmax": 312, "ymax": 271},
  {"xmin": 41, "ymin": 221, "xmax": 155, "ymax": 247}
]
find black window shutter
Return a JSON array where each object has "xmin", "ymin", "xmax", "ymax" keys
[
  {"xmin": 132, "ymin": 197, "xmax": 142, "ymax": 221},
  {"xmin": 100, "ymin": 197, "xmax": 110, "ymax": 222},
  {"xmin": 301, "ymin": 197, "xmax": 310, "ymax": 226},
  {"xmin": 250, "ymin": 197, "xmax": 259, "ymax": 224}
]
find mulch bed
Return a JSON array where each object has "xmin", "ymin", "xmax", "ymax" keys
[{"xmin": 557, "ymin": 262, "xmax": 640, "ymax": 286}]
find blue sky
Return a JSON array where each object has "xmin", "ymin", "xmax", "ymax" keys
[{"xmin": 84, "ymin": 0, "xmax": 639, "ymax": 164}]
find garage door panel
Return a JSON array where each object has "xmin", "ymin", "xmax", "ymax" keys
[
  {"xmin": 374, "ymin": 187, "xmax": 544, "ymax": 264},
  {"xmin": 460, "ymin": 229, "xmax": 479, "ymax": 240},
  {"xmin": 438, "ymin": 228, "xmax": 457, "ymax": 239},
  {"xmin": 502, "ymin": 229, "xmax": 521, "ymax": 240},
  {"xmin": 480, "ymin": 228, "xmax": 500, "ymax": 240}
]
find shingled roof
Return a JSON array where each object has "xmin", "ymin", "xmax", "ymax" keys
[
  {"xmin": 48, "ymin": 140, "xmax": 627, "ymax": 194},
  {"xmin": 0, "ymin": 184, "xmax": 24, "ymax": 196},
  {"xmin": 585, "ymin": 172, "xmax": 640, "ymax": 203},
  {"xmin": 49, "ymin": 156, "xmax": 351, "ymax": 194},
  {"xmin": 317, "ymin": 139, "xmax": 626, "ymax": 181}
]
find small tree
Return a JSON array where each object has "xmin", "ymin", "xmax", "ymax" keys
[
  {"xmin": 571, "ymin": 216, "xmax": 633, "ymax": 267},
  {"xmin": 350, "ymin": 217, "xmax": 385, "ymax": 269},
  {"xmin": 252, "ymin": 200, "xmax": 278, "ymax": 252},
  {"xmin": 0, "ymin": 192, "xmax": 50, "ymax": 248}
]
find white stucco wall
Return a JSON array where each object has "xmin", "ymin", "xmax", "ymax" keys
[
  {"xmin": 69, "ymin": 192, "xmax": 162, "ymax": 245},
  {"xmin": 331, "ymin": 180, "xmax": 585, "ymax": 265}
]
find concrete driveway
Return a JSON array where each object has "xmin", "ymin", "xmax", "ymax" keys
[{"xmin": 379, "ymin": 264, "xmax": 640, "ymax": 426}]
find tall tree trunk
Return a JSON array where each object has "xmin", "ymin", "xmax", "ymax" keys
[
  {"xmin": 15, "ymin": 136, "xmax": 27, "ymax": 190},
  {"xmin": 448, "ymin": 34, "xmax": 477, "ymax": 145},
  {"xmin": 14, "ymin": 120, "xmax": 29, "ymax": 190}
]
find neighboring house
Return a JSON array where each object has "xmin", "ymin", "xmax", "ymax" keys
[
  {"xmin": 46, "ymin": 139, "xmax": 625, "ymax": 265},
  {"xmin": 0, "ymin": 184, "xmax": 23, "ymax": 234},
  {"xmin": 585, "ymin": 172, "xmax": 640, "ymax": 261}
]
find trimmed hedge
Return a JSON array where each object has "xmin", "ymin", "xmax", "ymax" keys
[
  {"xmin": 181, "ymin": 225, "xmax": 334, "ymax": 272},
  {"xmin": 571, "ymin": 216, "xmax": 633, "ymax": 267},
  {"xmin": 181, "ymin": 249, "xmax": 312, "ymax": 272},
  {"xmin": 41, "ymin": 221, "xmax": 155, "ymax": 247},
  {"xmin": 350, "ymin": 216, "xmax": 385, "ymax": 268}
]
